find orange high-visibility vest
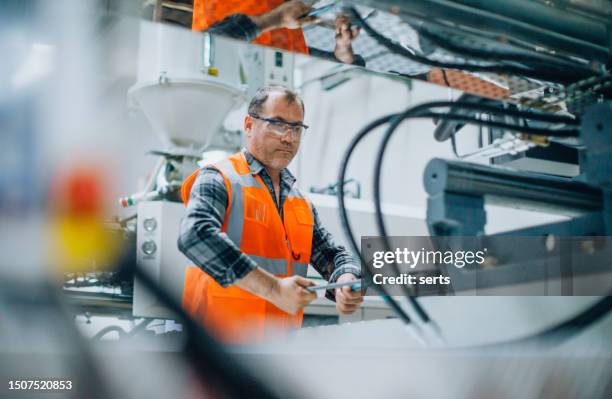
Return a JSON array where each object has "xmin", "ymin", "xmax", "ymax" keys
[
  {"xmin": 181, "ymin": 152, "xmax": 314, "ymax": 343},
  {"xmin": 192, "ymin": 0, "xmax": 309, "ymax": 54}
]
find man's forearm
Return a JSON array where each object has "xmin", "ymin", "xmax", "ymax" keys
[
  {"xmin": 234, "ymin": 267, "xmax": 280, "ymax": 302},
  {"xmin": 234, "ymin": 268, "xmax": 317, "ymax": 315}
]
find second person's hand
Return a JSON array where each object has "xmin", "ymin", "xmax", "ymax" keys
[
  {"xmin": 334, "ymin": 15, "xmax": 360, "ymax": 64},
  {"xmin": 252, "ymin": 1, "xmax": 320, "ymax": 32}
]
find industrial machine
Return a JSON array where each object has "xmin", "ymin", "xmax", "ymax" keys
[
  {"xmin": 61, "ymin": 0, "xmax": 612, "ymax": 331},
  {"xmin": 5, "ymin": 1, "xmax": 612, "ymax": 398},
  {"xmin": 299, "ymin": 1, "xmax": 612, "ymax": 349},
  {"xmin": 121, "ymin": 20, "xmax": 246, "ymax": 208}
]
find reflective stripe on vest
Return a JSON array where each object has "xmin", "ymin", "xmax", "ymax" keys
[
  {"xmin": 213, "ymin": 157, "xmax": 259, "ymax": 247},
  {"xmin": 213, "ymin": 153, "xmax": 314, "ymax": 277},
  {"xmin": 292, "ymin": 262, "xmax": 309, "ymax": 277}
]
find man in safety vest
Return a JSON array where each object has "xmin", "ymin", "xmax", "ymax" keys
[
  {"xmin": 178, "ymin": 85, "xmax": 363, "ymax": 343},
  {"xmin": 193, "ymin": 0, "xmax": 365, "ymax": 66}
]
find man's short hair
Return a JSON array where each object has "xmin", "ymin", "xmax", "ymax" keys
[{"xmin": 247, "ymin": 85, "xmax": 305, "ymax": 116}]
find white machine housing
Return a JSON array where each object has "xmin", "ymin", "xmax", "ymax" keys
[
  {"xmin": 240, "ymin": 45, "xmax": 296, "ymax": 98},
  {"xmin": 127, "ymin": 21, "xmax": 245, "ymax": 150},
  {"xmin": 133, "ymin": 201, "xmax": 190, "ymax": 318}
]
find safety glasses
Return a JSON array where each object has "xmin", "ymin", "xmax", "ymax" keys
[{"xmin": 249, "ymin": 113, "xmax": 309, "ymax": 138}]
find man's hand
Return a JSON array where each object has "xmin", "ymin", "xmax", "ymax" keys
[
  {"xmin": 335, "ymin": 273, "xmax": 363, "ymax": 315},
  {"xmin": 235, "ymin": 268, "xmax": 316, "ymax": 315},
  {"xmin": 252, "ymin": 1, "xmax": 319, "ymax": 32},
  {"xmin": 334, "ymin": 15, "xmax": 360, "ymax": 64},
  {"xmin": 270, "ymin": 275, "xmax": 317, "ymax": 315}
]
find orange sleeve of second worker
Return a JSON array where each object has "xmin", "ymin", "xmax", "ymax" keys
[
  {"xmin": 191, "ymin": 0, "xmax": 309, "ymax": 54},
  {"xmin": 192, "ymin": 0, "xmax": 274, "ymax": 32}
]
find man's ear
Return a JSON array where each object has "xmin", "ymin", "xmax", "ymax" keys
[{"xmin": 244, "ymin": 114, "xmax": 253, "ymax": 137}]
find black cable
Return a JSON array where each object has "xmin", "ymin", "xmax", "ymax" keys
[
  {"xmin": 338, "ymin": 101, "xmax": 577, "ymax": 329},
  {"xmin": 417, "ymin": 100, "xmax": 579, "ymax": 128},
  {"xmin": 370, "ymin": 106, "xmax": 465, "ymax": 324},
  {"xmin": 347, "ymin": 8, "xmax": 586, "ymax": 84},
  {"xmin": 337, "ymin": 114, "xmax": 415, "ymax": 326},
  {"xmin": 527, "ymin": 296, "xmax": 612, "ymax": 344},
  {"xmin": 370, "ymin": 101, "xmax": 611, "ymax": 347},
  {"xmin": 353, "ymin": 113, "xmax": 438, "ymax": 324},
  {"xmin": 425, "ymin": 112, "xmax": 578, "ymax": 137},
  {"xmin": 372, "ymin": 100, "xmax": 581, "ymax": 239},
  {"xmin": 433, "ymin": 93, "xmax": 500, "ymax": 142},
  {"xmin": 371, "ymin": 101, "xmax": 580, "ymax": 324},
  {"xmin": 450, "ymin": 127, "xmax": 460, "ymax": 157},
  {"xmin": 417, "ymin": 28, "xmax": 597, "ymax": 80}
]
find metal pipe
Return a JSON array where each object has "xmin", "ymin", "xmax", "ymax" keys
[{"xmin": 424, "ymin": 158, "xmax": 603, "ymax": 212}]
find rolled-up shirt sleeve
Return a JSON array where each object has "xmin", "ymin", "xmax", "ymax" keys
[
  {"xmin": 205, "ymin": 13, "xmax": 260, "ymax": 41},
  {"xmin": 177, "ymin": 167, "xmax": 257, "ymax": 287},
  {"xmin": 309, "ymin": 205, "xmax": 361, "ymax": 301}
]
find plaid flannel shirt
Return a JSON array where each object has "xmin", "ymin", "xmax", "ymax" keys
[{"xmin": 177, "ymin": 150, "xmax": 361, "ymax": 301}]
